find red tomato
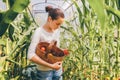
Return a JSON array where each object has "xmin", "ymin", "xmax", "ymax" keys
[
  {"xmin": 63, "ymin": 49, "xmax": 69, "ymax": 55},
  {"xmin": 41, "ymin": 47, "xmax": 45, "ymax": 51}
]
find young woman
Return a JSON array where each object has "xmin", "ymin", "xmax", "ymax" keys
[{"xmin": 27, "ymin": 6, "xmax": 64, "ymax": 80}]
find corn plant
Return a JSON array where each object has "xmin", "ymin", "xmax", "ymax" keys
[
  {"xmin": 0, "ymin": 0, "xmax": 38, "ymax": 80},
  {"xmin": 1, "ymin": 0, "xmax": 120, "ymax": 80},
  {"xmin": 61, "ymin": 0, "xmax": 120, "ymax": 80}
]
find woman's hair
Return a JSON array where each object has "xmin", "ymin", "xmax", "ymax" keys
[{"xmin": 45, "ymin": 6, "xmax": 64, "ymax": 20}]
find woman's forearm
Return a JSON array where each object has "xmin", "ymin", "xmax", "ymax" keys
[
  {"xmin": 30, "ymin": 55, "xmax": 53, "ymax": 68},
  {"xmin": 30, "ymin": 55, "xmax": 62, "ymax": 70}
]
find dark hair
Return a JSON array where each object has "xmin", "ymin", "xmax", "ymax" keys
[{"xmin": 45, "ymin": 6, "xmax": 64, "ymax": 20}]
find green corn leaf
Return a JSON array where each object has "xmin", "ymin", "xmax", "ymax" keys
[
  {"xmin": 0, "ymin": 13, "xmax": 3, "ymax": 22},
  {"xmin": 2, "ymin": 0, "xmax": 16, "ymax": 8},
  {"xmin": 12, "ymin": 0, "xmax": 30, "ymax": 13},
  {"xmin": 88, "ymin": 0, "xmax": 105, "ymax": 29},
  {"xmin": 0, "ymin": 0, "xmax": 30, "ymax": 37},
  {"xmin": 8, "ymin": 0, "xmax": 16, "ymax": 8},
  {"xmin": 0, "ymin": 39, "xmax": 6, "ymax": 45},
  {"xmin": 3, "ymin": 10, "xmax": 18, "ymax": 23},
  {"xmin": 2, "ymin": 0, "xmax": 6, "ymax": 2},
  {"xmin": 72, "ymin": 0, "xmax": 82, "ymax": 24},
  {"xmin": 8, "ymin": 24, "xmax": 14, "ymax": 41},
  {"xmin": 0, "ymin": 11, "xmax": 6, "ymax": 23},
  {"xmin": 116, "ymin": 0, "xmax": 120, "ymax": 10},
  {"xmin": 23, "ymin": 12, "xmax": 31, "ymax": 27},
  {"xmin": 105, "ymin": 5, "xmax": 120, "ymax": 18},
  {"xmin": 0, "ymin": 22, "xmax": 9, "ymax": 36}
]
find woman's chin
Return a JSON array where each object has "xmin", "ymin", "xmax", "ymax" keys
[{"xmin": 52, "ymin": 29, "xmax": 56, "ymax": 32}]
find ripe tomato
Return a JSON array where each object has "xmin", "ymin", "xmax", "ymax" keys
[
  {"xmin": 63, "ymin": 49, "xmax": 69, "ymax": 55},
  {"xmin": 40, "ymin": 47, "xmax": 45, "ymax": 51}
]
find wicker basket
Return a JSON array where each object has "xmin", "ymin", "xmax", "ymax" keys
[{"xmin": 35, "ymin": 42, "xmax": 65, "ymax": 64}]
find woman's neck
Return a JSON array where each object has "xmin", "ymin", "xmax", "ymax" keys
[{"xmin": 43, "ymin": 23, "xmax": 53, "ymax": 33}]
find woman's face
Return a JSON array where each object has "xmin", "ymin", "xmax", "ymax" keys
[{"xmin": 48, "ymin": 17, "xmax": 64, "ymax": 31}]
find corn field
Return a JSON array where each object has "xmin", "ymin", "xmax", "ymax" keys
[{"xmin": 0, "ymin": 0, "xmax": 120, "ymax": 80}]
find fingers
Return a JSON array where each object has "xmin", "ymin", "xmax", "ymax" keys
[
  {"xmin": 56, "ymin": 61, "xmax": 62, "ymax": 65},
  {"xmin": 52, "ymin": 62, "xmax": 62, "ymax": 70}
]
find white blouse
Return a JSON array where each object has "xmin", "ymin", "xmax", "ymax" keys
[{"xmin": 27, "ymin": 26, "xmax": 60, "ymax": 71}]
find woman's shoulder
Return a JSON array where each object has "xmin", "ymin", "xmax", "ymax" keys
[
  {"xmin": 32, "ymin": 27, "xmax": 43, "ymax": 36},
  {"xmin": 35, "ymin": 26, "xmax": 43, "ymax": 32}
]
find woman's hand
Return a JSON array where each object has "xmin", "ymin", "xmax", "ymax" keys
[{"xmin": 51, "ymin": 61, "xmax": 62, "ymax": 70}]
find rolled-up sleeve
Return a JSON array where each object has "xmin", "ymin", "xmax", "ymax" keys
[{"xmin": 27, "ymin": 28, "xmax": 41, "ymax": 60}]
